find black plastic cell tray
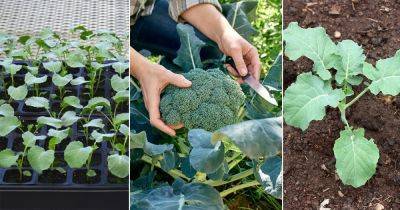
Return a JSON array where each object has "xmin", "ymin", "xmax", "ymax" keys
[{"xmin": 0, "ymin": 62, "xmax": 128, "ymax": 209}]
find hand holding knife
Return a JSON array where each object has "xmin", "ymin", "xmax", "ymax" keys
[{"xmin": 225, "ymin": 57, "xmax": 278, "ymax": 106}]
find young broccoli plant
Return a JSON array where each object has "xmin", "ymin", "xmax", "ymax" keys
[{"xmin": 282, "ymin": 22, "xmax": 393, "ymax": 187}]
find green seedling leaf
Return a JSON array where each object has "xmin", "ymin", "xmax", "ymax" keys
[
  {"xmin": 48, "ymin": 128, "xmax": 70, "ymax": 149},
  {"xmin": 27, "ymin": 146, "xmax": 54, "ymax": 174},
  {"xmin": 0, "ymin": 149, "xmax": 19, "ymax": 168},
  {"xmin": 223, "ymin": 1, "xmax": 258, "ymax": 41},
  {"xmin": 23, "ymin": 170, "xmax": 32, "ymax": 177},
  {"xmin": 112, "ymin": 90, "xmax": 129, "ymax": 103},
  {"xmin": 0, "ymin": 116, "xmax": 20, "ymax": 137},
  {"xmin": 24, "ymin": 72, "xmax": 48, "ymax": 85},
  {"xmin": 107, "ymin": 154, "xmax": 129, "ymax": 178},
  {"xmin": 25, "ymin": 97, "xmax": 50, "ymax": 109},
  {"xmin": 111, "ymin": 61, "xmax": 129, "ymax": 74},
  {"xmin": 4, "ymin": 63, "xmax": 22, "ymax": 75},
  {"xmin": 26, "ymin": 66, "xmax": 39, "ymax": 75},
  {"xmin": 8, "ymin": 85, "xmax": 28, "ymax": 100},
  {"xmin": 43, "ymin": 61, "xmax": 62, "ymax": 73},
  {"xmin": 83, "ymin": 119, "xmax": 105, "ymax": 129},
  {"xmin": 363, "ymin": 50, "xmax": 400, "ymax": 95},
  {"xmin": 22, "ymin": 131, "xmax": 46, "ymax": 147},
  {"xmin": 62, "ymin": 96, "xmax": 83, "ymax": 109},
  {"xmin": 37, "ymin": 116, "xmax": 63, "ymax": 129},
  {"xmin": 333, "ymin": 128, "xmax": 379, "ymax": 188},
  {"xmin": 113, "ymin": 113, "xmax": 129, "ymax": 126},
  {"xmin": 52, "ymin": 73, "xmax": 73, "ymax": 87},
  {"xmin": 213, "ymin": 117, "xmax": 282, "ymax": 159},
  {"xmin": 0, "ymin": 104, "xmax": 14, "ymax": 117},
  {"xmin": 131, "ymin": 131, "xmax": 146, "ymax": 149},
  {"xmin": 70, "ymin": 76, "xmax": 88, "ymax": 86},
  {"xmin": 173, "ymin": 24, "xmax": 205, "ymax": 71},
  {"xmin": 91, "ymin": 130, "xmax": 114, "ymax": 143},
  {"xmin": 189, "ymin": 129, "xmax": 225, "ymax": 174},
  {"xmin": 110, "ymin": 75, "xmax": 129, "ymax": 92},
  {"xmin": 83, "ymin": 97, "xmax": 111, "ymax": 111},
  {"xmin": 334, "ymin": 40, "xmax": 365, "ymax": 85},
  {"xmin": 119, "ymin": 124, "xmax": 129, "ymax": 137},
  {"xmin": 283, "ymin": 22, "xmax": 337, "ymax": 80},
  {"xmin": 61, "ymin": 111, "xmax": 81, "ymax": 127},
  {"xmin": 283, "ymin": 72, "xmax": 345, "ymax": 130},
  {"xmin": 87, "ymin": 169, "xmax": 96, "ymax": 177},
  {"xmin": 64, "ymin": 141, "xmax": 93, "ymax": 168},
  {"xmin": 255, "ymin": 156, "xmax": 282, "ymax": 199},
  {"xmin": 66, "ymin": 52, "xmax": 87, "ymax": 68}
]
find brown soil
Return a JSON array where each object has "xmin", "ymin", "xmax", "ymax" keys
[
  {"xmin": 283, "ymin": 0, "xmax": 400, "ymax": 209},
  {"xmin": 38, "ymin": 169, "xmax": 67, "ymax": 184},
  {"xmin": 72, "ymin": 169, "xmax": 101, "ymax": 184}
]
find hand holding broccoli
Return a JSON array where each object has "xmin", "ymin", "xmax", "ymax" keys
[{"xmin": 131, "ymin": 48, "xmax": 192, "ymax": 136}]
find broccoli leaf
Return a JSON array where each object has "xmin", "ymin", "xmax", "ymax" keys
[
  {"xmin": 64, "ymin": 141, "xmax": 93, "ymax": 168},
  {"xmin": 0, "ymin": 104, "xmax": 14, "ymax": 117},
  {"xmin": 255, "ymin": 156, "xmax": 282, "ymax": 199},
  {"xmin": 7, "ymin": 85, "xmax": 28, "ymax": 100},
  {"xmin": 223, "ymin": 1, "xmax": 258, "ymax": 41},
  {"xmin": 333, "ymin": 128, "xmax": 379, "ymax": 188},
  {"xmin": 363, "ymin": 50, "xmax": 400, "ymax": 95},
  {"xmin": 283, "ymin": 22, "xmax": 337, "ymax": 80},
  {"xmin": 24, "ymin": 72, "xmax": 48, "ymax": 85},
  {"xmin": 107, "ymin": 154, "xmax": 129, "ymax": 178},
  {"xmin": 173, "ymin": 24, "xmax": 205, "ymax": 71},
  {"xmin": 62, "ymin": 96, "xmax": 83, "ymax": 109},
  {"xmin": 27, "ymin": 146, "xmax": 55, "ymax": 174},
  {"xmin": 283, "ymin": 72, "xmax": 345, "ymax": 130},
  {"xmin": 213, "ymin": 117, "xmax": 282, "ymax": 159},
  {"xmin": 0, "ymin": 149, "xmax": 19, "ymax": 168},
  {"xmin": 0, "ymin": 116, "xmax": 20, "ymax": 137},
  {"xmin": 25, "ymin": 97, "xmax": 50, "ymax": 109},
  {"xmin": 334, "ymin": 40, "xmax": 365, "ymax": 85}
]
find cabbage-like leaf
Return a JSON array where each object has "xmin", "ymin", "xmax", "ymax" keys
[
  {"xmin": 213, "ymin": 118, "xmax": 282, "ymax": 159},
  {"xmin": 143, "ymin": 140, "xmax": 173, "ymax": 156},
  {"xmin": 173, "ymin": 24, "xmax": 205, "ymax": 71},
  {"xmin": 27, "ymin": 146, "xmax": 54, "ymax": 174},
  {"xmin": 119, "ymin": 124, "xmax": 129, "ymax": 137},
  {"xmin": 223, "ymin": 1, "xmax": 258, "ymax": 41},
  {"xmin": 107, "ymin": 154, "xmax": 129, "ymax": 178},
  {"xmin": 7, "ymin": 85, "xmax": 28, "ymax": 100},
  {"xmin": 22, "ymin": 131, "xmax": 46, "ymax": 147},
  {"xmin": 4, "ymin": 63, "xmax": 22, "ymax": 75},
  {"xmin": 83, "ymin": 97, "xmax": 111, "ymax": 111},
  {"xmin": 66, "ymin": 52, "xmax": 86, "ymax": 68},
  {"xmin": 91, "ymin": 130, "xmax": 114, "ymax": 143},
  {"xmin": 47, "ymin": 128, "xmax": 70, "ymax": 149},
  {"xmin": 0, "ymin": 149, "xmax": 19, "ymax": 168},
  {"xmin": 61, "ymin": 111, "xmax": 81, "ymax": 127},
  {"xmin": 255, "ymin": 156, "xmax": 282, "ymax": 199},
  {"xmin": 363, "ymin": 50, "xmax": 400, "ymax": 95},
  {"xmin": 283, "ymin": 22, "xmax": 337, "ymax": 80},
  {"xmin": 0, "ymin": 116, "xmax": 20, "ymax": 137},
  {"xmin": 131, "ymin": 183, "xmax": 224, "ymax": 210},
  {"xmin": 131, "ymin": 131, "xmax": 146, "ymax": 149},
  {"xmin": 112, "ymin": 61, "xmax": 129, "ymax": 74},
  {"xmin": 114, "ymin": 113, "xmax": 129, "ymax": 126},
  {"xmin": 43, "ymin": 61, "xmax": 62, "ymax": 73},
  {"xmin": 113, "ymin": 90, "xmax": 129, "ymax": 103},
  {"xmin": 70, "ymin": 76, "xmax": 88, "ymax": 86},
  {"xmin": 25, "ymin": 97, "xmax": 49, "ymax": 109},
  {"xmin": 334, "ymin": 40, "xmax": 365, "ymax": 85},
  {"xmin": 83, "ymin": 119, "xmax": 104, "ymax": 129},
  {"xmin": 189, "ymin": 129, "xmax": 224, "ymax": 174},
  {"xmin": 62, "ymin": 96, "xmax": 83, "ymax": 109},
  {"xmin": 0, "ymin": 104, "xmax": 14, "ymax": 117},
  {"xmin": 283, "ymin": 72, "xmax": 345, "ymax": 130},
  {"xmin": 37, "ymin": 116, "xmax": 63, "ymax": 129},
  {"xmin": 24, "ymin": 72, "xmax": 48, "ymax": 85},
  {"xmin": 52, "ymin": 73, "xmax": 72, "ymax": 87},
  {"xmin": 111, "ymin": 75, "xmax": 129, "ymax": 92},
  {"xmin": 333, "ymin": 128, "xmax": 379, "ymax": 188},
  {"xmin": 64, "ymin": 141, "xmax": 93, "ymax": 168}
]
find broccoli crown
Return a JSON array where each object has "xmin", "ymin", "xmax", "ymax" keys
[{"xmin": 160, "ymin": 68, "xmax": 246, "ymax": 131}]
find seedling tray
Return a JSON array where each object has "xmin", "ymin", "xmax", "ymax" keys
[{"xmin": 0, "ymin": 61, "xmax": 129, "ymax": 209}]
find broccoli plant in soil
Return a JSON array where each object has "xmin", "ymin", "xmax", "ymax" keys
[
  {"xmin": 131, "ymin": 1, "xmax": 283, "ymax": 208},
  {"xmin": 0, "ymin": 27, "xmax": 129, "ymax": 183},
  {"xmin": 281, "ymin": 22, "xmax": 399, "ymax": 188}
]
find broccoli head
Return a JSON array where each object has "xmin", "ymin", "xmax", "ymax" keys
[{"xmin": 160, "ymin": 68, "xmax": 246, "ymax": 131}]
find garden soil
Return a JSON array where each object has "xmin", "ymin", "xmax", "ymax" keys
[{"xmin": 283, "ymin": 0, "xmax": 400, "ymax": 209}]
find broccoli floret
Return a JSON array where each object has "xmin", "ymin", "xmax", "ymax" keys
[{"xmin": 160, "ymin": 68, "xmax": 245, "ymax": 131}]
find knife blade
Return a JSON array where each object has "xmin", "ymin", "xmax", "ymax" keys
[{"xmin": 226, "ymin": 57, "xmax": 278, "ymax": 106}]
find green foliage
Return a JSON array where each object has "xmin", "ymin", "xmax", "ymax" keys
[
  {"xmin": 160, "ymin": 68, "xmax": 245, "ymax": 131},
  {"xmin": 283, "ymin": 23, "xmax": 392, "ymax": 187}
]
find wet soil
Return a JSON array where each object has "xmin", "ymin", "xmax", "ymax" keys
[
  {"xmin": 38, "ymin": 169, "xmax": 67, "ymax": 184},
  {"xmin": 284, "ymin": 0, "xmax": 400, "ymax": 209}
]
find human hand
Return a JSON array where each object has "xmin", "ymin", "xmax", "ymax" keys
[
  {"xmin": 217, "ymin": 28, "xmax": 261, "ymax": 83},
  {"xmin": 132, "ymin": 50, "xmax": 192, "ymax": 136}
]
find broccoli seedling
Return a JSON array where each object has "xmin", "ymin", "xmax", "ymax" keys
[{"xmin": 160, "ymin": 68, "xmax": 245, "ymax": 131}]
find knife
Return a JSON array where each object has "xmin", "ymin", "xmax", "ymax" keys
[{"xmin": 226, "ymin": 57, "xmax": 278, "ymax": 106}]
